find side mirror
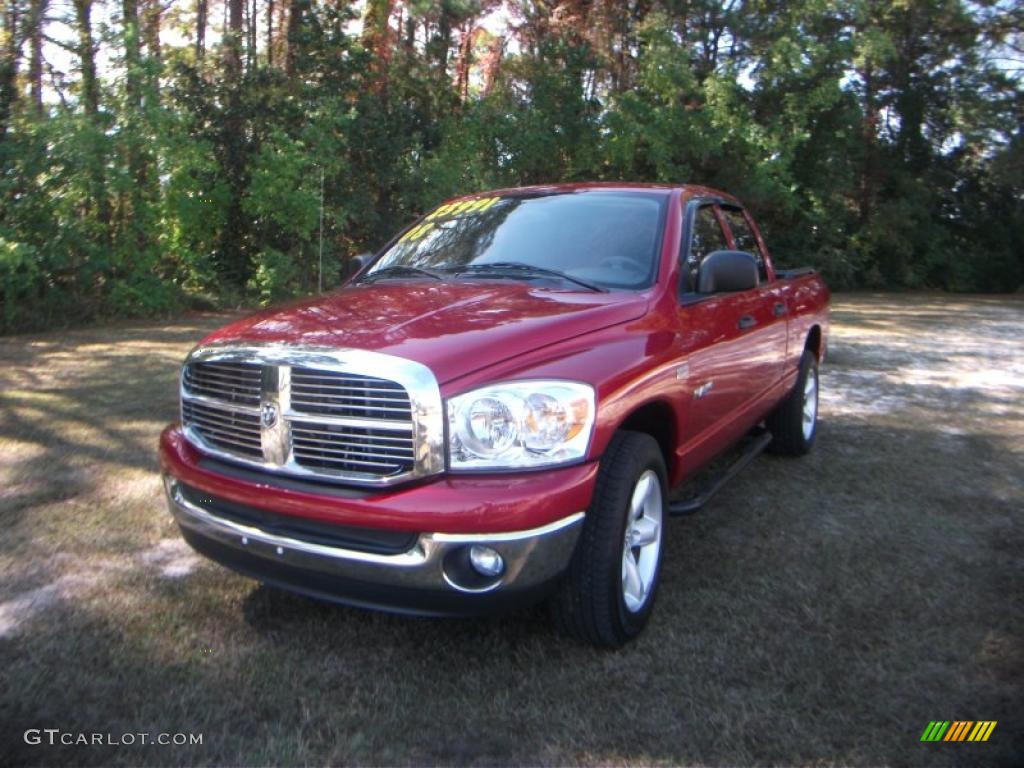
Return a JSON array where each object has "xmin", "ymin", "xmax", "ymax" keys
[
  {"xmin": 351, "ymin": 252, "xmax": 373, "ymax": 272},
  {"xmin": 346, "ymin": 252, "xmax": 374, "ymax": 280},
  {"xmin": 698, "ymin": 250, "xmax": 759, "ymax": 294}
]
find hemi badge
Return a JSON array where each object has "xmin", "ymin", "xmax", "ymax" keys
[{"xmin": 675, "ymin": 364, "xmax": 689, "ymax": 379}]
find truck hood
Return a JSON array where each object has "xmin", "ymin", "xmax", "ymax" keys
[{"xmin": 200, "ymin": 281, "xmax": 648, "ymax": 384}]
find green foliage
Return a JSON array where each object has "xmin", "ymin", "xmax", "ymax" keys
[
  {"xmin": 247, "ymin": 246, "xmax": 301, "ymax": 305},
  {"xmin": 244, "ymin": 132, "xmax": 320, "ymax": 237},
  {"xmin": 0, "ymin": 0, "xmax": 1021, "ymax": 333},
  {"xmin": 0, "ymin": 236, "xmax": 39, "ymax": 330}
]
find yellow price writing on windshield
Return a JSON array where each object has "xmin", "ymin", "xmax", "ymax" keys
[
  {"xmin": 425, "ymin": 196, "xmax": 500, "ymax": 221},
  {"xmin": 400, "ymin": 197, "xmax": 502, "ymax": 243},
  {"xmin": 399, "ymin": 222, "xmax": 436, "ymax": 242}
]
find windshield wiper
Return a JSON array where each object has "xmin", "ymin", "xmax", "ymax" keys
[
  {"xmin": 358, "ymin": 265, "xmax": 446, "ymax": 283},
  {"xmin": 456, "ymin": 262, "xmax": 607, "ymax": 293}
]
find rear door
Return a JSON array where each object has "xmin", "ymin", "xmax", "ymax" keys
[{"xmin": 719, "ymin": 206, "xmax": 788, "ymax": 398}]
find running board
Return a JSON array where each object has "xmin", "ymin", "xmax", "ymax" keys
[{"xmin": 668, "ymin": 430, "xmax": 773, "ymax": 516}]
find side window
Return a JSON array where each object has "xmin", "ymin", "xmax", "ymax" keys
[
  {"xmin": 681, "ymin": 205, "xmax": 729, "ymax": 293},
  {"xmin": 722, "ymin": 208, "xmax": 768, "ymax": 283}
]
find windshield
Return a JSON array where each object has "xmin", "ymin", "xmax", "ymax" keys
[{"xmin": 362, "ymin": 190, "xmax": 667, "ymax": 291}]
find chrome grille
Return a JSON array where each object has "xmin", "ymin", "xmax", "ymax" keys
[
  {"xmin": 290, "ymin": 370, "xmax": 412, "ymax": 420},
  {"xmin": 292, "ymin": 424, "xmax": 414, "ymax": 474},
  {"xmin": 289, "ymin": 369, "xmax": 414, "ymax": 474},
  {"xmin": 178, "ymin": 346, "xmax": 442, "ymax": 486},
  {"xmin": 183, "ymin": 361, "xmax": 261, "ymax": 406},
  {"xmin": 182, "ymin": 399, "xmax": 263, "ymax": 458}
]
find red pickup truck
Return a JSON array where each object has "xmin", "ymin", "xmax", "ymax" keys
[{"xmin": 159, "ymin": 183, "xmax": 829, "ymax": 647}]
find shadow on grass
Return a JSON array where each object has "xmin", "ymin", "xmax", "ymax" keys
[{"xmin": 0, "ymin": 315, "xmax": 233, "ymax": 539}]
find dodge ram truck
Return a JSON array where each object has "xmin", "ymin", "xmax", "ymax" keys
[{"xmin": 159, "ymin": 183, "xmax": 830, "ymax": 648}]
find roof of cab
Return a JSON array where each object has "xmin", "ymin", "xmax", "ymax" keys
[{"xmin": 446, "ymin": 181, "xmax": 740, "ymax": 207}]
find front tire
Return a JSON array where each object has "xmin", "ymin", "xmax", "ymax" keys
[
  {"xmin": 550, "ymin": 431, "xmax": 667, "ymax": 648},
  {"xmin": 766, "ymin": 349, "xmax": 819, "ymax": 456}
]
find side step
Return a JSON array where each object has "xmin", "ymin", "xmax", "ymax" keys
[{"xmin": 668, "ymin": 430, "xmax": 773, "ymax": 516}]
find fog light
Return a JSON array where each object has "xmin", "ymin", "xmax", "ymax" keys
[{"xmin": 468, "ymin": 545, "xmax": 504, "ymax": 577}]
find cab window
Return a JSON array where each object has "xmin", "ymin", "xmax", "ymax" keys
[
  {"xmin": 721, "ymin": 207, "xmax": 768, "ymax": 283},
  {"xmin": 681, "ymin": 204, "xmax": 729, "ymax": 294}
]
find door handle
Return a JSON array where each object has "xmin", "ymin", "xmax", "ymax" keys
[
  {"xmin": 773, "ymin": 302, "xmax": 787, "ymax": 317},
  {"xmin": 738, "ymin": 315, "xmax": 757, "ymax": 330}
]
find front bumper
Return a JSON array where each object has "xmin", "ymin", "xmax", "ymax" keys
[
  {"xmin": 159, "ymin": 426, "xmax": 594, "ymax": 616},
  {"xmin": 165, "ymin": 477, "xmax": 583, "ymax": 615}
]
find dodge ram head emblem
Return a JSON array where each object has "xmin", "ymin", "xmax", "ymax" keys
[{"xmin": 260, "ymin": 402, "xmax": 279, "ymax": 429}]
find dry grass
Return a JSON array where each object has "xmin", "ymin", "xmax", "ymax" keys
[{"xmin": 0, "ymin": 295, "xmax": 1021, "ymax": 767}]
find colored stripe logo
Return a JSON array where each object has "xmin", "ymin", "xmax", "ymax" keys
[{"xmin": 920, "ymin": 721, "xmax": 997, "ymax": 742}]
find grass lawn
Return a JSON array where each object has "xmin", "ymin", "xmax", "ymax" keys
[{"xmin": 0, "ymin": 295, "xmax": 1021, "ymax": 766}]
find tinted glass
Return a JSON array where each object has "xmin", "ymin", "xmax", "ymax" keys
[
  {"xmin": 722, "ymin": 208, "xmax": 767, "ymax": 282},
  {"xmin": 682, "ymin": 205, "xmax": 729, "ymax": 293},
  {"xmin": 365, "ymin": 191, "xmax": 667, "ymax": 290}
]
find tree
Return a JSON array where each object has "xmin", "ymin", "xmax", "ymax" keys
[
  {"xmin": 196, "ymin": 0, "xmax": 207, "ymax": 60},
  {"xmin": 26, "ymin": 0, "xmax": 45, "ymax": 115},
  {"xmin": 71, "ymin": 0, "xmax": 111, "ymax": 236},
  {"xmin": 225, "ymin": 0, "xmax": 245, "ymax": 75},
  {"xmin": 0, "ymin": 0, "xmax": 20, "ymax": 137}
]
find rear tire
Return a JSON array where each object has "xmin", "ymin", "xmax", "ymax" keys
[
  {"xmin": 550, "ymin": 431, "xmax": 667, "ymax": 648},
  {"xmin": 766, "ymin": 349, "xmax": 819, "ymax": 456}
]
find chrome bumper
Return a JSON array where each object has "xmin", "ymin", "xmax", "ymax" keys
[{"xmin": 164, "ymin": 478, "xmax": 583, "ymax": 599}]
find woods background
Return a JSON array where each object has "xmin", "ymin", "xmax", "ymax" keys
[{"xmin": 0, "ymin": 0, "xmax": 1020, "ymax": 333}]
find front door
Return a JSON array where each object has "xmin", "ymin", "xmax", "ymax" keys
[{"xmin": 674, "ymin": 202, "xmax": 761, "ymax": 459}]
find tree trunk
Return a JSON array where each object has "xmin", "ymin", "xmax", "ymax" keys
[
  {"xmin": 27, "ymin": 0, "xmax": 47, "ymax": 116},
  {"xmin": 435, "ymin": 4, "xmax": 453, "ymax": 81},
  {"xmin": 142, "ymin": 0, "xmax": 160, "ymax": 58},
  {"xmin": 894, "ymin": 16, "xmax": 928, "ymax": 173},
  {"xmin": 404, "ymin": 10, "xmax": 415, "ymax": 52},
  {"xmin": 361, "ymin": 0, "xmax": 393, "ymax": 91},
  {"xmin": 141, "ymin": 0, "xmax": 161, "ymax": 102},
  {"xmin": 73, "ymin": 0, "xmax": 100, "ymax": 119},
  {"xmin": 266, "ymin": 0, "xmax": 274, "ymax": 65},
  {"xmin": 224, "ymin": 0, "xmax": 244, "ymax": 76},
  {"xmin": 196, "ymin": 0, "xmax": 207, "ymax": 61},
  {"xmin": 73, "ymin": 0, "xmax": 112, "ymax": 270},
  {"xmin": 252, "ymin": 0, "xmax": 258, "ymax": 70},
  {"xmin": 275, "ymin": 0, "xmax": 289, "ymax": 69},
  {"xmin": 123, "ymin": 0, "xmax": 142, "ymax": 110},
  {"xmin": 481, "ymin": 33, "xmax": 502, "ymax": 95},
  {"xmin": 285, "ymin": 0, "xmax": 300, "ymax": 74},
  {"xmin": 454, "ymin": 22, "xmax": 473, "ymax": 101},
  {"xmin": 219, "ymin": 0, "xmax": 249, "ymax": 287},
  {"xmin": 245, "ymin": 0, "xmax": 256, "ymax": 72},
  {"xmin": 858, "ymin": 62, "xmax": 879, "ymax": 227},
  {"xmin": 0, "ymin": 0, "xmax": 20, "ymax": 138},
  {"xmin": 122, "ymin": 0, "xmax": 149, "ymax": 219}
]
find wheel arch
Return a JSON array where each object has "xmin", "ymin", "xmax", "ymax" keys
[
  {"xmin": 805, "ymin": 325, "xmax": 822, "ymax": 359},
  {"xmin": 616, "ymin": 400, "xmax": 677, "ymax": 479}
]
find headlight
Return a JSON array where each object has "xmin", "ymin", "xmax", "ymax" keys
[{"xmin": 447, "ymin": 380, "xmax": 596, "ymax": 470}]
